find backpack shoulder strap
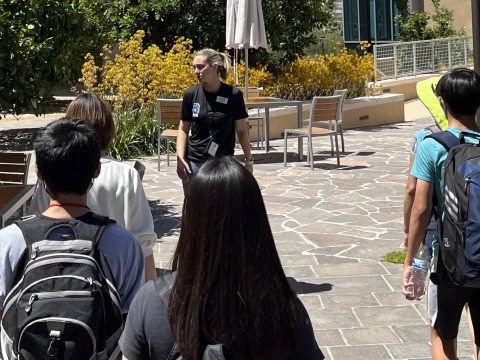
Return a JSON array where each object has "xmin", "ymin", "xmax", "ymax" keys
[
  {"xmin": 425, "ymin": 123, "xmax": 442, "ymax": 134},
  {"xmin": 202, "ymin": 345, "xmax": 226, "ymax": 360},
  {"xmin": 153, "ymin": 270, "xmax": 175, "ymax": 301},
  {"xmin": 426, "ymin": 131, "xmax": 460, "ymax": 152},
  {"xmin": 14, "ymin": 212, "xmax": 115, "ymax": 247}
]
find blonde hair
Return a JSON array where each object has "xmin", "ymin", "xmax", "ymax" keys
[{"xmin": 195, "ymin": 49, "xmax": 231, "ymax": 81}]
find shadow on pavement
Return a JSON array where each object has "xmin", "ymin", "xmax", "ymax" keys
[
  {"xmin": 149, "ymin": 200, "xmax": 181, "ymax": 238},
  {"xmin": 241, "ymin": 151, "xmax": 367, "ymax": 167},
  {"xmin": 0, "ymin": 128, "xmax": 39, "ymax": 151},
  {"xmin": 287, "ymin": 277, "xmax": 333, "ymax": 294},
  {"xmin": 354, "ymin": 124, "xmax": 404, "ymax": 132}
]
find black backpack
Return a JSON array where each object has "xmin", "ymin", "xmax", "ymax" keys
[
  {"xmin": 428, "ymin": 131, "xmax": 480, "ymax": 287},
  {"xmin": 0, "ymin": 213, "xmax": 123, "ymax": 360}
]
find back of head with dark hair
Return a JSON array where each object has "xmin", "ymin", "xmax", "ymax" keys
[
  {"xmin": 65, "ymin": 92, "xmax": 115, "ymax": 151},
  {"xmin": 169, "ymin": 157, "xmax": 299, "ymax": 360},
  {"xmin": 436, "ymin": 67, "xmax": 480, "ymax": 118},
  {"xmin": 34, "ymin": 117, "xmax": 101, "ymax": 196}
]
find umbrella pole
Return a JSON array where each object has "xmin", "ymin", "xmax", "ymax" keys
[
  {"xmin": 234, "ymin": 49, "xmax": 238, "ymax": 86},
  {"xmin": 245, "ymin": 47, "xmax": 249, "ymax": 100}
]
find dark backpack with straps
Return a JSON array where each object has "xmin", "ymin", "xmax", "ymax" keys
[
  {"xmin": 0, "ymin": 213, "xmax": 123, "ymax": 360},
  {"xmin": 428, "ymin": 130, "xmax": 480, "ymax": 287},
  {"xmin": 153, "ymin": 271, "xmax": 227, "ymax": 360}
]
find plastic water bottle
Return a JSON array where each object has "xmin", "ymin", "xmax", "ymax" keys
[{"xmin": 410, "ymin": 247, "xmax": 430, "ymax": 300}]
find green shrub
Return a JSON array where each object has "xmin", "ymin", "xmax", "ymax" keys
[
  {"xmin": 109, "ymin": 105, "xmax": 173, "ymax": 161},
  {"xmin": 0, "ymin": 0, "xmax": 112, "ymax": 117},
  {"xmin": 382, "ymin": 249, "xmax": 407, "ymax": 264}
]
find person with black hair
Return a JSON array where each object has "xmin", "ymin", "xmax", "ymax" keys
[
  {"xmin": 176, "ymin": 49, "xmax": 253, "ymax": 184},
  {"xmin": 0, "ymin": 118, "xmax": 144, "ymax": 321},
  {"xmin": 403, "ymin": 68, "xmax": 480, "ymax": 359},
  {"xmin": 119, "ymin": 156, "xmax": 323, "ymax": 360}
]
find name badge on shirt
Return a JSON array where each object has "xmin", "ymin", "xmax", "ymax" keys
[
  {"xmin": 192, "ymin": 103, "xmax": 200, "ymax": 117},
  {"xmin": 216, "ymin": 96, "xmax": 228, "ymax": 104}
]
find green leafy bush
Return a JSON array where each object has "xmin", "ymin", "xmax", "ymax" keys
[
  {"xmin": 0, "ymin": 0, "xmax": 112, "ymax": 117},
  {"xmin": 395, "ymin": 1, "xmax": 465, "ymax": 42},
  {"xmin": 382, "ymin": 249, "xmax": 406, "ymax": 264},
  {"xmin": 109, "ymin": 105, "xmax": 160, "ymax": 161}
]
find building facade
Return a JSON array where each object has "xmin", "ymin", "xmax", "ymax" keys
[
  {"xmin": 343, "ymin": 0, "xmax": 400, "ymax": 48},
  {"xmin": 342, "ymin": 0, "xmax": 470, "ymax": 48}
]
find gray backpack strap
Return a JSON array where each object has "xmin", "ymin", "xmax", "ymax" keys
[
  {"xmin": 153, "ymin": 270, "xmax": 175, "ymax": 302},
  {"xmin": 15, "ymin": 213, "xmax": 115, "ymax": 247},
  {"xmin": 202, "ymin": 345, "xmax": 226, "ymax": 360},
  {"xmin": 425, "ymin": 123, "xmax": 442, "ymax": 134}
]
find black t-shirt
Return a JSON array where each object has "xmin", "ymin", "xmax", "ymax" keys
[{"xmin": 181, "ymin": 83, "xmax": 248, "ymax": 163}]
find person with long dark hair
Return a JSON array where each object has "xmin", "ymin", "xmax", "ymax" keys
[{"xmin": 119, "ymin": 156, "xmax": 323, "ymax": 360}]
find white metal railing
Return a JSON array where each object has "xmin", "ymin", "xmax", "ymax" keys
[{"xmin": 373, "ymin": 36, "xmax": 473, "ymax": 80}]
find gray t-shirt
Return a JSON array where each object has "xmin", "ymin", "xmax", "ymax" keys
[
  {"xmin": 0, "ymin": 215, "xmax": 145, "ymax": 312},
  {"xmin": 119, "ymin": 276, "xmax": 324, "ymax": 360}
]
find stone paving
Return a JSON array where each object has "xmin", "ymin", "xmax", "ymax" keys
[
  {"xmin": 145, "ymin": 108, "xmax": 474, "ymax": 360},
  {"xmin": 1, "ymin": 101, "xmax": 475, "ymax": 359}
]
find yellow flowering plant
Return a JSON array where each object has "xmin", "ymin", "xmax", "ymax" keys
[
  {"xmin": 78, "ymin": 33, "xmax": 374, "ymax": 159},
  {"xmin": 79, "ymin": 31, "xmax": 196, "ymax": 109},
  {"xmin": 269, "ymin": 42, "xmax": 374, "ymax": 100}
]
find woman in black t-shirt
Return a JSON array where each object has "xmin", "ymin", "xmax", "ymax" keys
[{"xmin": 176, "ymin": 49, "xmax": 253, "ymax": 182}]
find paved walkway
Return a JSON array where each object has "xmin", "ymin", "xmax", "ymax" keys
[{"xmin": 1, "ymin": 100, "xmax": 474, "ymax": 359}]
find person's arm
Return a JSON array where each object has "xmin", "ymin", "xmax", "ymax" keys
[
  {"xmin": 403, "ymin": 179, "xmax": 433, "ymax": 300},
  {"xmin": 176, "ymin": 120, "xmax": 192, "ymax": 181},
  {"xmin": 235, "ymin": 119, "xmax": 253, "ymax": 173},
  {"xmin": 403, "ymin": 154, "xmax": 417, "ymax": 248}
]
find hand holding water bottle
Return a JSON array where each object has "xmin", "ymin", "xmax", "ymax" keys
[{"xmin": 403, "ymin": 246, "xmax": 430, "ymax": 300}]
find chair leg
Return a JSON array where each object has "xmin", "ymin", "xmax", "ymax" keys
[
  {"xmin": 260, "ymin": 120, "xmax": 264, "ymax": 150},
  {"xmin": 158, "ymin": 134, "xmax": 161, "ymax": 172},
  {"xmin": 334, "ymin": 135, "xmax": 340, "ymax": 166},
  {"xmin": 166, "ymin": 139, "xmax": 170, "ymax": 167},
  {"xmin": 309, "ymin": 136, "xmax": 314, "ymax": 170},
  {"xmin": 306, "ymin": 137, "xmax": 310, "ymax": 164},
  {"xmin": 328, "ymin": 122, "xmax": 334, "ymax": 155},
  {"xmin": 340, "ymin": 125, "xmax": 345, "ymax": 153},
  {"xmin": 283, "ymin": 132, "xmax": 288, "ymax": 167}
]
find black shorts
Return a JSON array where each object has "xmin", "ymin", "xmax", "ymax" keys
[{"xmin": 432, "ymin": 273, "xmax": 480, "ymax": 345}]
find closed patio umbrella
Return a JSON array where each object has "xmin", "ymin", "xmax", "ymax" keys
[{"xmin": 226, "ymin": 0, "xmax": 267, "ymax": 99}]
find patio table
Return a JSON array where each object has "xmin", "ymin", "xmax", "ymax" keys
[
  {"xmin": 0, "ymin": 185, "xmax": 35, "ymax": 228},
  {"xmin": 245, "ymin": 97, "xmax": 305, "ymax": 157}
]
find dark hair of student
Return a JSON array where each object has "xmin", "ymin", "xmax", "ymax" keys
[
  {"xmin": 65, "ymin": 92, "xmax": 115, "ymax": 151},
  {"xmin": 435, "ymin": 67, "xmax": 480, "ymax": 118},
  {"xmin": 34, "ymin": 117, "xmax": 101, "ymax": 196},
  {"xmin": 168, "ymin": 156, "xmax": 300, "ymax": 360}
]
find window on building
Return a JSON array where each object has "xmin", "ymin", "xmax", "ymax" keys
[
  {"xmin": 375, "ymin": 0, "xmax": 392, "ymax": 41},
  {"xmin": 343, "ymin": 0, "xmax": 359, "ymax": 41}
]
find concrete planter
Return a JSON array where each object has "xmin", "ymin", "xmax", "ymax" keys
[{"xmin": 247, "ymin": 93, "xmax": 405, "ymax": 141}]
